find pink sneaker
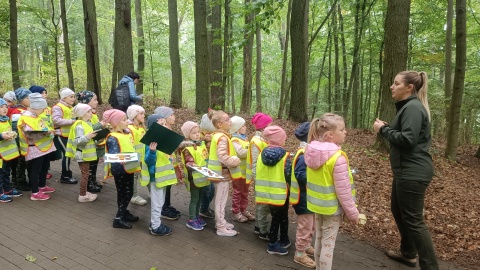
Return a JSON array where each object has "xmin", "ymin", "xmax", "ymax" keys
[
  {"xmin": 30, "ymin": 191, "xmax": 50, "ymax": 201},
  {"xmin": 39, "ymin": 186, "xmax": 56, "ymax": 194}
]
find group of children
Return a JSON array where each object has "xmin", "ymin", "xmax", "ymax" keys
[{"xmin": 0, "ymin": 86, "xmax": 360, "ymax": 270}]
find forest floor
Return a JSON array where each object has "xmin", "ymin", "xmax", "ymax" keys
[{"xmin": 96, "ymin": 101, "xmax": 480, "ymax": 269}]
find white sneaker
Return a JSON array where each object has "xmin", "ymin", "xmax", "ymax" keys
[
  {"xmin": 78, "ymin": 193, "xmax": 97, "ymax": 202},
  {"xmin": 216, "ymin": 228, "xmax": 238, "ymax": 237},
  {"xmin": 131, "ymin": 195, "xmax": 147, "ymax": 205},
  {"xmin": 215, "ymin": 222, "xmax": 234, "ymax": 230}
]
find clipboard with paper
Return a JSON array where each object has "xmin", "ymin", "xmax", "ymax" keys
[
  {"xmin": 140, "ymin": 122, "xmax": 185, "ymax": 155},
  {"xmin": 188, "ymin": 165, "xmax": 224, "ymax": 179}
]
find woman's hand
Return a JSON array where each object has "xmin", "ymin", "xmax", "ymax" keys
[
  {"xmin": 149, "ymin": 142, "xmax": 157, "ymax": 151},
  {"xmin": 373, "ymin": 118, "xmax": 386, "ymax": 133}
]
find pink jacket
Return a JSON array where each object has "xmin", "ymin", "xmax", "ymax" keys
[{"xmin": 304, "ymin": 141, "xmax": 359, "ymax": 221}]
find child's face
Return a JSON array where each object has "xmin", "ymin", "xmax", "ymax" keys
[
  {"xmin": 330, "ymin": 120, "xmax": 347, "ymax": 144},
  {"xmin": 116, "ymin": 116, "xmax": 129, "ymax": 130},
  {"xmin": 189, "ymin": 126, "xmax": 201, "ymax": 141},
  {"xmin": 135, "ymin": 111, "xmax": 145, "ymax": 123},
  {"xmin": 238, "ymin": 125, "xmax": 247, "ymax": 135},
  {"xmin": 20, "ymin": 97, "xmax": 30, "ymax": 108},
  {"xmin": 0, "ymin": 105, "xmax": 8, "ymax": 116},
  {"xmin": 63, "ymin": 94, "xmax": 76, "ymax": 106},
  {"xmin": 83, "ymin": 110, "xmax": 93, "ymax": 121},
  {"xmin": 166, "ymin": 114, "xmax": 175, "ymax": 125},
  {"xmin": 217, "ymin": 113, "xmax": 231, "ymax": 132},
  {"xmin": 41, "ymin": 91, "xmax": 48, "ymax": 99},
  {"xmin": 88, "ymin": 95, "xmax": 98, "ymax": 109}
]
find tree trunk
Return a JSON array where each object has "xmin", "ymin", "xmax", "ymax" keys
[
  {"xmin": 332, "ymin": 7, "xmax": 341, "ymax": 113},
  {"xmin": 255, "ymin": 24, "xmax": 262, "ymax": 112},
  {"xmin": 135, "ymin": 0, "xmax": 145, "ymax": 94},
  {"xmin": 338, "ymin": 3, "xmax": 348, "ymax": 118},
  {"xmin": 194, "ymin": 0, "xmax": 210, "ymax": 114},
  {"xmin": 445, "ymin": 0, "xmax": 467, "ymax": 160},
  {"xmin": 168, "ymin": 0, "xmax": 183, "ymax": 108},
  {"xmin": 112, "ymin": 0, "xmax": 134, "ymax": 91},
  {"xmin": 222, "ymin": 0, "xmax": 231, "ymax": 111},
  {"xmin": 277, "ymin": 0, "xmax": 292, "ymax": 119},
  {"xmin": 210, "ymin": 2, "xmax": 223, "ymax": 110},
  {"xmin": 312, "ymin": 31, "xmax": 331, "ymax": 119},
  {"xmin": 375, "ymin": 0, "xmax": 411, "ymax": 151},
  {"xmin": 82, "ymin": 0, "xmax": 102, "ymax": 103},
  {"xmin": 9, "ymin": 0, "xmax": 21, "ymax": 89},
  {"xmin": 475, "ymin": 146, "xmax": 480, "ymax": 159},
  {"xmin": 60, "ymin": 0, "xmax": 74, "ymax": 90},
  {"xmin": 444, "ymin": 0, "xmax": 454, "ymax": 135},
  {"xmin": 288, "ymin": 0, "xmax": 309, "ymax": 122},
  {"xmin": 240, "ymin": 0, "xmax": 254, "ymax": 114}
]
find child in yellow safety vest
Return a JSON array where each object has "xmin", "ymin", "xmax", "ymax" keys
[
  {"xmin": 17, "ymin": 93, "xmax": 57, "ymax": 201},
  {"xmin": 304, "ymin": 113, "xmax": 359, "ymax": 270},
  {"xmin": 207, "ymin": 110, "xmax": 241, "ymax": 237},
  {"xmin": 103, "ymin": 109, "xmax": 141, "ymax": 229},
  {"xmin": 65, "ymin": 104, "xmax": 100, "ymax": 203},
  {"xmin": 291, "ymin": 122, "xmax": 315, "ymax": 268},
  {"xmin": 255, "ymin": 125, "xmax": 292, "ymax": 256},
  {"xmin": 126, "ymin": 105, "xmax": 147, "ymax": 206},
  {"xmin": 0, "ymin": 98, "xmax": 22, "ymax": 202},
  {"xmin": 198, "ymin": 112, "xmax": 216, "ymax": 219},
  {"xmin": 52, "ymin": 88, "xmax": 77, "ymax": 184},
  {"xmin": 179, "ymin": 121, "xmax": 210, "ymax": 231},
  {"xmin": 230, "ymin": 116, "xmax": 255, "ymax": 223},
  {"xmin": 77, "ymin": 90, "xmax": 105, "ymax": 193},
  {"xmin": 249, "ymin": 112, "xmax": 273, "ymax": 239}
]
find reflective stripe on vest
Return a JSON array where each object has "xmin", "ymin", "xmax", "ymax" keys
[
  {"xmin": 254, "ymin": 151, "xmax": 289, "ymax": 206},
  {"xmin": 231, "ymin": 137, "xmax": 249, "ymax": 180},
  {"xmin": 181, "ymin": 142, "xmax": 210, "ymax": 190},
  {"xmin": 0, "ymin": 121, "xmax": 20, "ymax": 161},
  {"xmin": 17, "ymin": 115, "xmax": 54, "ymax": 156},
  {"xmin": 306, "ymin": 150, "xmax": 356, "ymax": 215},
  {"xmin": 104, "ymin": 132, "xmax": 140, "ymax": 176},
  {"xmin": 140, "ymin": 150, "xmax": 178, "ymax": 188},
  {"xmin": 246, "ymin": 136, "xmax": 268, "ymax": 184},
  {"xmin": 207, "ymin": 132, "xmax": 242, "ymax": 180},
  {"xmin": 289, "ymin": 148, "xmax": 305, "ymax": 205},
  {"xmin": 128, "ymin": 124, "xmax": 146, "ymax": 161},
  {"xmin": 55, "ymin": 103, "xmax": 73, "ymax": 137},
  {"xmin": 65, "ymin": 120, "xmax": 97, "ymax": 161}
]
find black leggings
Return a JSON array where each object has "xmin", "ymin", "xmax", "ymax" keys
[
  {"xmin": 268, "ymin": 199, "xmax": 290, "ymax": 244},
  {"xmin": 27, "ymin": 155, "xmax": 50, "ymax": 193},
  {"xmin": 89, "ymin": 159, "xmax": 99, "ymax": 182},
  {"xmin": 113, "ymin": 173, "xmax": 134, "ymax": 219},
  {"xmin": 55, "ymin": 136, "xmax": 71, "ymax": 175}
]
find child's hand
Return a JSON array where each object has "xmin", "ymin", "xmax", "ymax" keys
[
  {"xmin": 149, "ymin": 142, "xmax": 157, "ymax": 151},
  {"xmin": 1, "ymin": 132, "xmax": 14, "ymax": 140},
  {"xmin": 86, "ymin": 131, "xmax": 98, "ymax": 139},
  {"xmin": 100, "ymin": 120, "xmax": 107, "ymax": 127}
]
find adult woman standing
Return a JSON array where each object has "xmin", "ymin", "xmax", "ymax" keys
[{"xmin": 373, "ymin": 71, "xmax": 439, "ymax": 270}]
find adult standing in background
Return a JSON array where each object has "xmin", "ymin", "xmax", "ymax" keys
[
  {"xmin": 118, "ymin": 72, "xmax": 143, "ymax": 106},
  {"xmin": 373, "ymin": 71, "xmax": 438, "ymax": 270}
]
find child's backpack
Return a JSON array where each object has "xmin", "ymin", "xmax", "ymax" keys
[{"xmin": 108, "ymin": 83, "xmax": 130, "ymax": 112}]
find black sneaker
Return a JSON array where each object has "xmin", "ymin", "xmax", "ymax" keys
[
  {"xmin": 113, "ymin": 218, "xmax": 132, "ymax": 229},
  {"xmin": 161, "ymin": 208, "xmax": 179, "ymax": 220},
  {"xmin": 60, "ymin": 175, "xmax": 77, "ymax": 184},
  {"xmin": 258, "ymin": 233, "xmax": 269, "ymax": 240},
  {"xmin": 124, "ymin": 210, "xmax": 139, "ymax": 222},
  {"xmin": 167, "ymin": 206, "xmax": 181, "ymax": 217},
  {"xmin": 151, "ymin": 224, "xmax": 172, "ymax": 236},
  {"xmin": 255, "ymin": 226, "xmax": 260, "ymax": 234},
  {"xmin": 200, "ymin": 208, "xmax": 215, "ymax": 219}
]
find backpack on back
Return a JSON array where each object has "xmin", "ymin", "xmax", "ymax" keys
[{"xmin": 108, "ymin": 83, "xmax": 130, "ymax": 112}]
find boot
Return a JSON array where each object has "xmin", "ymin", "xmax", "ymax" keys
[{"xmin": 87, "ymin": 180, "xmax": 102, "ymax": 193}]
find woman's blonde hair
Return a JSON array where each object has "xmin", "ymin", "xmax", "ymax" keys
[
  {"xmin": 207, "ymin": 109, "xmax": 226, "ymax": 129},
  {"xmin": 398, "ymin": 70, "xmax": 431, "ymax": 121},
  {"xmin": 307, "ymin": 113, "xmax": 344, "ymax": 143}
]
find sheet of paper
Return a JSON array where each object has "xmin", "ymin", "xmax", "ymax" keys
[
  {"xmin": 104, "ymin": 153, "xmax": 138, "ymax": 163},
  {"xmin": 188, "ymin": 165, "xmax": 224, "ymax": 179}
]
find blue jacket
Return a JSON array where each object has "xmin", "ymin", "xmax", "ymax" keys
[
  {"xmin": 118, "ymin": 75, "xmax": 141, "ymax": 104},
  {"xmin": 292, "ymin": 154, "xmax": 312, "ymax": 215},
  {"xmin": 260, "ymin": 146, "xmax": 292, "ymax": 185},
  {"xmin": 144, "ymin": 145, "xmax": 157, "ymax": 182}
]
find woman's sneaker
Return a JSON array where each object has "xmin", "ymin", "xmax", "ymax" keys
[
  {"xmin": 216, "ymin": 228, "xmax": 237, "ymax": 237},
  {"xmin": 0, "ymin": 194, "xmax": 13, "ymax": 203},
  {"xmin": 151, "ymin": 224, "xmax": 172, "ymax": 236},
  {"xmin": 39, "ymin": 186, "xmax": 55, "ymax": 194},
  {"xmin": 130, "ymin": 195, "xmax": 147, "ymax": 205},
  {"xmin": 30, "ymin": 191, "xmax": 50, "ymax": 201},
  {"xmin": 267, "ymin": 242, "xmax": 288, "ymax": 255},
  {"xmin": 195, "ymin": 216, "xmax": 206, "ymax": 227},
  {"xmin": 186, "ymin": 220, "xmax": 204, "ymax": 231},
  {"xmin": 4, "ymin": 189, "xmax": 22, "ymax": 197}
]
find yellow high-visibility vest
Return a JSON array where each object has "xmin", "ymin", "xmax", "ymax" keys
[
  {"xmin": 255, "ymin": 151, "xmax": 289, "ymax": 206},
  {"xmin": 289, "ymin": 148, "xmax": 305, "ymax": 205},
  {"xmin": 306, "ymin": 150, "xmax": 356, "ymax": 215},
  {"xmin": 181, "ymin": 142, "xmax": 210, "ymax": 191},
  {"xmin": 207, "ymin": 132, "xmax": 242, "ymax": 181},
  {"xmin": 39, "ymin": 106, "xmax": 53, "ymax": 131},
  {"xmin": 0, "ymin": 121, "xmax": 20, "ymax": 161},
  {"xmin": 128, "ymin": 124, "xmax": 146, "ymax": 161},
  {"xmin": 104, "ymin": 132, "xmax": 140, "ymax": 179},
  {"xmin": 17, "ymin": 114, "xmax": 53, "ymax": 156},
  {"xmin": 140, "ymin": 148, "xmax": 178, "ymax": 188},
  {"xmin": 65, "ymin": 120, "xmax": 97, "ymax": 161},
  {"xmin": 54, "ymin": 103, "xmax": 74, "ymax": 137},
  {"xmin": 231, "ymin": 136, "xmax": 249, "ymax": 180},
  {"xmin": 246, "ymin": 136, "xmax": 268, "ymax": 184},
  {"xmin": 91, "ymin": 113, "xmax": 99, "ymax": 125}
]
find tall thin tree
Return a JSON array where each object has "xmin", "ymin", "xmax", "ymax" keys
[
  {"xmin": 82, "ymin": 0, "xmax": 102, "ymax": 102},
  {"xmin": 9, "ymin": 0, "xmax": 21, "ymax": 89},
  {"xmin": 194, "ymin": 0, "xmax": 210, "ymax": 113},
  {"xmin": 210, "ymin": 1, "xmax": 224, "ymax": 109},
  {"xmin": 240, "ymin": 0, "xmax": 254, "ymax": 114},
  {"xmin": 168, "ymin": 0, "xmax": 182, "ymax": 108},
  {"xmin": 135, "ymin": 0, "xmax": 145, "ymax": 94},
  {"xmin": 444, "ymin": 0, "xmax": 454, "ymax": 133},
  {"xmin": 112, "ymin": 0, "xmax": 134, "ymax": 91},
  {"xmin": 60, "ymin": 0, "xmax": 74, "ymax": 90}
]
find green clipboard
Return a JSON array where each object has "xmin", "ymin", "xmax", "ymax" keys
[{"xmin": 140, "ymin": 122, "xmax": 185, "ymax": 155}]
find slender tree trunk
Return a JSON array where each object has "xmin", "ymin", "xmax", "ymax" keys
[
  {"xmin": 278, "ymin": 0, "xmax": 292, "ymax": 118},
  {"xmin": 168, "ymin": 0, "xmax": 183, "ymax": 108},
  {"xmin": 338, "ymin": 3, "xmax": 348, "ymax": 118},
  {"xmin": 333, "ymin": 7, "xmax": 341, "ymax": 113},
  {"xmin": 135, "ymin": 0, "xmax": 145, "ymax": 94},
  {"xmin": 9, "ymin": 0, "xmax": 21, "ymax": 89},
  {"xmin": 312, "ymin": 31, "xmax": 331, "ymax": 119},
  {"xmin": 288, "ymin": 0, "xmax": 309, "ymax": 122},
  {"xmin": 82, "ymin": 0, "xmax": 102, "ymax": 103},
  {"xmin": 255, "ymin": 24, "xmax": 262, "ymax": 112},
  {"xmin": 60, "ymin": 0, "xmax": 74, "ymax": 90},
  {"xmin": 444, "ymin": 0, "xmax": 454, "ymax": 135},
  {"xmin": 210, "ymin": 2, "xmax": 223, "ymax": 110},
  {"xmin": 112, "ymin": 0, "xmax": 134, "ymax": 91},
  {"xmin": 445, "ymin": 0, "xmax": 467, "ymax": 160},
  {"xmin": 222, "ymin": 0, "xmax": 231, "ymax": 111},
  {"xmin": 328, "ymin": 24, "xmax": 332, "ymax": 112},
  {"xmin": 194, "ymin": 0, "xmax": 210, "ymax": 113},
  {"xmin": 241, "ymin": 0, "xmax": 254, "ymax": 114}
]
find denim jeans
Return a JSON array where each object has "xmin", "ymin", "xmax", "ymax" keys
[{"xmin": 391, "ymin": 177, "xmax": 439, "ymax": 270}]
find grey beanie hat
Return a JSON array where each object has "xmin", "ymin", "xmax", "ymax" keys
[
  {"xmin": 29, "ymin": 93, "xmax": 48, "ymax": 110},
  {"xmin": 153, "ymin": 106, "xmax": 174, "ymax": 119}
]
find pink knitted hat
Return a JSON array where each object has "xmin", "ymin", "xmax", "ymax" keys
[
  {"xmin": 251, "ymin": 113, "xmax": 273, "ymax": 130},
  {"xmin": 103, "ymin": 109, "xmax": 126, "ymax": 127},
  {"xmin": 73, "ymin": 103, "xmax": 92, "ymax": 118},
  {"xmin": 262, "ymin": 125, "xmax": 287, "ymax": 147},
  {"xmin": 181, "ymin": 121, "xmax": 199, "ymax": 138}
]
